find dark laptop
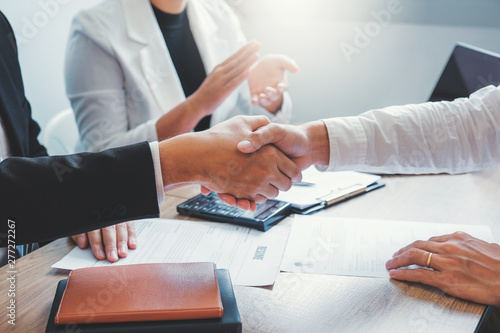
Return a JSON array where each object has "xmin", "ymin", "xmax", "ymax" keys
[{"xmin": 428, "ymin": 43, "xmax": 500, "ymax": 102}]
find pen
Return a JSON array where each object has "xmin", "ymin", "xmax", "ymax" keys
[
  {"xmin": 300, "ymin": 182, "xmax": 386, "ymax": 215},
  {"xmin": 293, "ymin": 181, "xmax": 315, "ymax": 187}
]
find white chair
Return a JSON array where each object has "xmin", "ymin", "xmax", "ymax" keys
[{"xmin": 41, "ymin": 109, "xmax": 79, "ymax": 155}]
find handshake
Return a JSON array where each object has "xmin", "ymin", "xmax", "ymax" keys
[
  {"xmin": 158, "ymin": 115, "xmax": 330, "ymax": 210},
  {"xmin": 72, "ymin": 115, "xmax": 331, "ymax": 261}
]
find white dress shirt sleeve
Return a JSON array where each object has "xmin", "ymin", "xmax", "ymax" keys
[
  {"xmin": 320, "ymin": 85, "xmax": 500, "ymax": 174},
  {"xmin": 148, "ymin": 141, "xmax": 165, "ymax": 204}
]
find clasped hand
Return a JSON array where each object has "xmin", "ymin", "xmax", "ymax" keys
[{"xmin": 179, "ymin": 116, "xmax": 302, "ymax": 208}]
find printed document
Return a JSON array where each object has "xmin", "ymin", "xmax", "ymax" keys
[
  {"xmin": 281, "ymin": 215, "xmax": 495, "ymax": 278},
  {"xmin": 53, "ymin": 218, "xmax": 292, "ymax": 286}
]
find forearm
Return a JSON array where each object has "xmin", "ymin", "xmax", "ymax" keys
[
  {"xmin": 155, "ymin": 96, "xmax": 207, "ymax": 141},
  {"xmin": 0, "ymin": 142, "xmax": 159, "ymax": 245},
  {"xmin": 157, "ymin": 133, "xmax": 208, "ymax": 191},
  {"xmin": 324, "ymin": 85, "xmax": 500, "ymax": 174}
]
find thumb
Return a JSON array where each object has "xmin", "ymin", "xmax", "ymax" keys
[
  {"xmin": 237, "ymin": 136, "xmax": 261, "ymax": 154},
  {"xmin": 279, "ymin": 55, "xmax": 300, "ymax": 73},
  {"xmin": 237, "ymin": 123, "xmax": 281, "ymax": 154}
]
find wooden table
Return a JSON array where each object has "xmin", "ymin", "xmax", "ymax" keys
[{"xmin": 2, "ymin": 166, "xmax": 500, "ymax": 333}]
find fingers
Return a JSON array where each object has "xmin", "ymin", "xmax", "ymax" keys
[
  {"xmin": 254, "ymin": 194, "xmax": 268, "ymax": 204},
  {"xmin": 223, "ymin": 41, "xmax": 260, "ymax": 69},
  {"xmin": 252, "ymin": 145, "xmax": 300, "ymax": 192},
  {"xmin": 386, "ymin": 248, "xmax": 437, "ymax": 270},
  {"xmin": 257, "ymin": 93, "xmax": 272, "ymax": 107},
  {"xmin": 217, "ymin": 193, "xmax": 257, "ymax": 211},
  {"xmin": 235, "ymin": 198, "xmax": 257, "ymax": 211},
  {"xmin": 386, "ymin": 239, "xmax": 444, "ymax": 285},
  {"xmin": 391, "ymin": 238, "xmax": 442, "ymax": 258},
  {"xmin": 87, "ymin": 229, "xmax": 106, "ymax": 260},
  {"xmin": 127, "ymin": 222, "xmax": 137, "ymax": 251},
  {"xmin": 115, "ymin": 223, "xmax": 130, "ymax": 258},
  {"xmin": 276, "ymin": 153, "xmax": 302, "ymax": 185},
  {"xmin": 225, "ymin": 59, "xmax": 258, "ymax": 93},
  {"xmin": 428, "ymin": 231, "xmax": 472, "ymax": 243},
  {"xmin": 223, "ymin": 41, "xmax": 260, "ymax": 79},
  {"xmin": 200, "ymin": 185, "xmax": 211, "ymax": 195},
  {"xmin": 428, "ymin": 233, "xmax": 456, "ymax": 242},
  {"xmin": 278, "ymin": 55, "xmax": 300, "ymax": 73},
  {"xmin": 101, "ymin": 225, "xmax": 119, "ymax": 262},
  {"xmin": 277, "ymin": 82, "xmax": 288, "ymax": 93},
  {"xmin": 238, "ymin": 123, "xmax": 286, "ymax": 153},
  {"xmin": 217, "ymin": 193, "xmax": 237, "ymax": 206},
  {"xmin": 252, "ymin": 85, "xmax": 288, "ymax": 106},
  {"xmin": 388, "ymin": 267, "xmax": 440, "ymax": 287},
  {"xmin": 257, "ymin": 184, "xmax": 280, "ymax": 200},
  {"xmin": 83, "ymin": 223, "xmax": 136, "ymax": 262},
  {"xmin": 71, "ymin": 233, "xmax": 89, "ymax": 249},
  {"xmin": 265, "ymin": 87, "xmax": 280, "ymax": 102},
  {"xmin": 213, "ymin": 41, "xmax": 260, "ymax": 95},
  {"xmin": 246, "ymin": 200, "xmax": 258, "ymax": 211},
  {"xmin": 243, "ymin": 115, "xmax": 271, "ymax": 132}
]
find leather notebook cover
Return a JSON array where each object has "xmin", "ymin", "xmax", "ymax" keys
[
  {"xmin": 46, "ymin": 269, "xmax": 242, "ymax": 333},
  {"xmin": 54, "ymin": 262, "xmax": 223, "ymax": 324}
]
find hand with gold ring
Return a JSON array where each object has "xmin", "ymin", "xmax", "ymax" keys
[
  {"xmin": 425, "ymin": 252, "xmax": 433, "ymax": 268},
  {"xmin": 385, "ymin": 231, "xmax": 500, "ymax": 306}
]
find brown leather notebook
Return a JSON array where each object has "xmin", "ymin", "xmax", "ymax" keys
[{"xmin": 54, "ymin": 262, "xmax": 223, "ymax": 325}]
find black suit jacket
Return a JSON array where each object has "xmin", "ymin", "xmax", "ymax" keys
[{"xmin": 0, "ymin": 12, "xmax": 159, "ymax": 246}]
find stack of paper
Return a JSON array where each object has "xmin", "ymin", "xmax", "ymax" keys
[
  {"xmin": 52, "ymin": 218, "xmax": 292, "ymax": 286},
  {"xmin": 280, "ymin": 215, "xmax": 495, "ymax": 278}
]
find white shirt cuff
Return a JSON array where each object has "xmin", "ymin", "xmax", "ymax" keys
[
  {"xmin": 149, "ymin": 141, "xmax": 165, "ymax": 204},
  {"xmin": 321, "ymin": 117, "xmax": 368, "ymax": 171}
]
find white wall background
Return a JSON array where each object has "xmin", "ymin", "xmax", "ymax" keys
[{"xmin": 2, "ymin": 0, "xmax": 500, "ymax": 132}]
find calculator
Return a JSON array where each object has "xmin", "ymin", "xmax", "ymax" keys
[{"xmin": 177, "ymin": 192, "xmax": 292, "ymax": 231}]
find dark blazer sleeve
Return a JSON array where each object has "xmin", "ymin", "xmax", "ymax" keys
[
  {"xmin": 0, "ymin": 11, "xmax": 47, "ymax": 159},
  {"xmin": 0, "ymin": 142, "xmax": 160, "ymax": 246}
]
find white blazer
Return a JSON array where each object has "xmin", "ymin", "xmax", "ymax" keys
[{"xmin": 65, "ymin": 0, "xmax": 292, "ymax": 152}]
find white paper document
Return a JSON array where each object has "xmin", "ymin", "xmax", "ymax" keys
[
  {"xmin": 281, "ymin": 215, "xmax": 495, "ymax": 278},
  {"xmin": 53, "ymin": 218, "xmax": 292, "ymax": 286},
  {"xmin": 276, "ymin": 168, "xmax": 381, "ymax": 210}
]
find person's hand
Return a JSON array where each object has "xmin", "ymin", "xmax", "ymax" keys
[
  {"xmin": 159, "ymin": 115, "xmax": 302, "ymax": 204},
  {"xmin": 237, "ymin": 121, "xmax": 330, "ymax": 170},
  {"xmin": 385, "ymin": 232, "xmax": 500, "ymax": 306},
  {"xmin": 248, "ymin": 54, "xmax": 299, "ymax": 114},
  {"xmin": 71, "ymin": 221, "xmax": 137, "ymax": 262},
  {"xmin": 212, "ymin": 120, "xmax": 329, "ymax": 208},
  {"xmin": 190, "ymin": 41, "xmax": 261, "ymax": 117},
  {"xmin": 200, "ymin": 185, "xmax": 257, "ymax": 211}
]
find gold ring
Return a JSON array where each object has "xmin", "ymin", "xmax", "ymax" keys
[{"xmin": 426, "ymin": 252, "xmax": 433, "ymax": 268}]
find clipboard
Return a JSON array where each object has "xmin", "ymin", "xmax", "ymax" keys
[
  {"xmin": 275, "ymin": 168, "xmax": 385, "ymax": 215},
  {"xmin": 297, "ymin": 182, "xmax": 385, "ymax": 215}
]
